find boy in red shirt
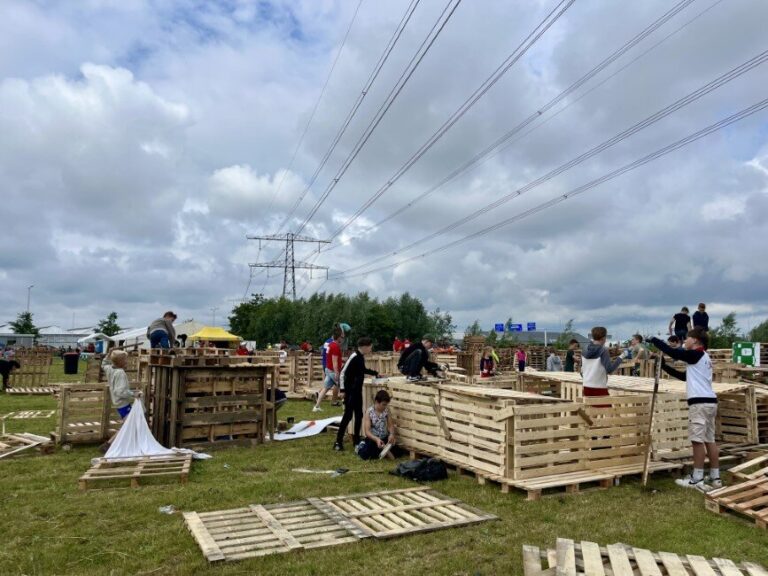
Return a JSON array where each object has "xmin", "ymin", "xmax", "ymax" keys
[{"xmin": 313, "ymin": 328, "xmax": 344, "ymax": 412}]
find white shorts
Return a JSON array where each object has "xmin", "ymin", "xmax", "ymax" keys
[{"xmin": 689, "ymin": 403, "xmax": 717, "ymax": 444}]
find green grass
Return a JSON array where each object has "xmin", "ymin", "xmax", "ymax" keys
[
  {"xmin": 1, "ymin": 395, "xmax": 766, "ymax": 575},
  {"xmin": 47, "ymin": 357, "xmax": 90, "ymax": 384}
]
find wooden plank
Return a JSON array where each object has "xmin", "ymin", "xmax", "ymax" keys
[
  {"xmin": 555, "ymin": 538, "xmax": 576, "ymax": 576},
  {"xmin": 429, "ymin": 397, "xmax": 452, "ymax": 441},
  {"xmin": 633, "ymin": 547, "xmax": 663, "ymax": 576},
  {"xmin": 249, "ymin": 505, "xmax": 303, "ymax": 550},
  {"xmin": 522, "ymin": 545, "xmax": 548, "ymax": 576},
  {"xmin": 713, "ymin": 558, "xmax": 748, "ymax": 576},
  {"xmin": 687, "ymin": 555, "xmax": 718, "ymax": 576},
  {"xmin": 658, "ymin": 551, "xmax": 690, "ymax": 576},
  {"xmin": 182, "ymin": 512, "xmax": 227, "ymax": 562},
  {"xmin": 579, "ymin": 541, "xmax": 606, "ymax": 576},
  {"xmin": 606, "ymin": 544, "xmax": 634, "ymax": 576}
]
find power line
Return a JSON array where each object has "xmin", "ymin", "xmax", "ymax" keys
[
  {"xmin": 338, "ymin": 48, "xmax": 768, "ymax": 275},
  {"xmin": 262, "ymin": 0, "xmax": 365, "ymax": 218},
  {"xmin": 277, "ymin": 0, "xmax": 423, "ymax": 233},
  {"xmin": 291, "ymin": 0, "xmax": 465, "ymax": 236},
  {"xmin": 323, "ymin": 0, "xmax": 715, "ymax": 251},
  {"xmin": 332, "ymin": 95, "xmax": 768, "ymax": 279},
  {"xmin": 325, "ymin": 0, "xmax": 577, "ymax": 241}
]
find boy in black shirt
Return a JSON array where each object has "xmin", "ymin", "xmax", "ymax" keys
[
  {"xmin": 334, "ymin": 337, "xmax": 379, "ymax": 451},
  {"xmin": 669, "ymin": 306, "xmax": 692, "ymax": 342},
  {"xmin": 398, "ymin": 335, "xmax": 443, "ymax": 381}
]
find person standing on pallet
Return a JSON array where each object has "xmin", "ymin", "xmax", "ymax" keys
[
  {"xmin": 564, "ymin": 339, "xmax": 579, "ymax": 372},
  {"xmin": 397, "ymin": 335, "xmax": 443, "ymax": 382},
  {"xmin": 581, "ymin": 327, "xmax": 627, "ymax": 399},
  {"xmin": 99, "ymin": 349, "xmax": 141, "ymax": 453},
  {"xmin": 314, "ymin": 325, "xmax": 345, "ymax": 412},
  {"xmin": 0, "ymin": 359, "xmax": 21, "ymax": 391},
  {"xmin": 648, "ymin": 328, "xmax": 720, "ymax": 491},
  {"xmin": 692, "ymin": 302, "xmax": 709, "ymax": 332},
  {"xmin": 333, "ymin": 337, "xmax": 379, "ymax": 451},
  {"xmin": 668, "ymin": 306, "xmax": 692, "ymax": 342},
  {"xmin": 146, "ymin": 311, "xmax": 177, "ymax": 349},
  {"xmin": 629, "ymin": 334, "xmax": 648, "ymax": 377}
]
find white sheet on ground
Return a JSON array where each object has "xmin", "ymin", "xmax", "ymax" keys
[
  {"xmin": 100, "ymin": 398, "xmax": 212, "ymax": 461},
  {"xmin": 273, "ymin": 416, "xmax": 342, "ymax": 441}
]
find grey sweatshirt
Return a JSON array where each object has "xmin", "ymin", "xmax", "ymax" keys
[
  {"xmin": 102, "ymin": 357, "xmax": 134, "ymax": 408},
  {"xmin": 581, "ymin": 342, "xmax": 623, "ymax": 389},
  {"xmin": 146, "ymin": 318, "xmax": 176, "ymax": 343}
]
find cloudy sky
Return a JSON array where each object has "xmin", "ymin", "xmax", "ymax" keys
[{"xmin": 1, "ymin": 0, "xmax": 767, "ymax": 342}]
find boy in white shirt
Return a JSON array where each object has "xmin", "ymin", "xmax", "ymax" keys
[{"xmin": 649, "ymin": 328, "xmax": 719, "ymax": 491}]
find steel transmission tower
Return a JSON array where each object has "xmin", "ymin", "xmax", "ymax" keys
[{"xmin": 247, "ymin": 233, "xmax": 329, "ymax": 300}]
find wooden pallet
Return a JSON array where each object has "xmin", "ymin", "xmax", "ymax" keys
[
  {"xmin": 0, "ymin": 433, "xmax": 53, "ymax": 459},
  {"xmin": 78, "ymin": 455, "xmax": 192, "ymax": 490},
  {"xmin": 2, "ymin": 410, "xmax": 55, "ymax": 419},
  {"xmin": 705, "ymin": 477, "xmax": 768, "ymax": 529},
  {"xmin": 184, "ymin": 487, "xmax": 496, "ymax": 562},
  {"xmin": 728, "ymin": 453, "xmax": 768, "ymax": 480},
  {"xmin": 523, "ymin": 538, "xmax": 768, "ymax": 575},
  {"xmin": 5, "ymin": 387, "xmax": 58, "ymax": 395}
]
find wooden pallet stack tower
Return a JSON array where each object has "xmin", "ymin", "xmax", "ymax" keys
[{"xmin": 148, "ymin": 354, "xmax": 278, "ymax": 449}]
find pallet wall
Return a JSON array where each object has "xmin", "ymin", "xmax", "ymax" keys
[{"xmin": 52, "ymin": 384, "xmax": 121, "ymax": 444}]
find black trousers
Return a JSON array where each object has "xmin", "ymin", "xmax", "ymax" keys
[
  {"xmin": 336, "ymin": 388, "xmax": 363, "ymax": 445},
  {"xmin": 399, "ymin": 349, "xmax": 423, "ymax": 377}
]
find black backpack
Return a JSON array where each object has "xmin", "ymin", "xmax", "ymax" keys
[{"xmin": 391, "ymin": 458, "xmax": 448, "ymax": 482}]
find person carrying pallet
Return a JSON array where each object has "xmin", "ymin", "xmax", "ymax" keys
[{"xmin": 648, "ymin": 327, "xmax": 720, "ymax": 491}]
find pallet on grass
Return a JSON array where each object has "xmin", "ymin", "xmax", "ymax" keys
[
  {"xmin": 1, "ymin": 410, "xmax": 56, "ymax": 434},
  {"xmin": 184, "ymin": 487, "xmax": 496, "ymax": 563},
  {"xmin": 705, "ymin": 477, "xmax": 768, "ymax": 529},
  {"xmin": 52, "ymin": 384, "xmax": 120, "ymax": 445},
  {"xmin": 523, "ymin": 538, "xmax": 768, "ymax": 576},
  {"xmin": 5, "ymin": 387, "xmax": 58, "ymax": 395},
  {"xmin": 78, "ymin": 454, "xmax": 192, "ymax": 490},
  {"xmin": 0, "ymin": 433, "xmax": 53, "ymax": 459}
]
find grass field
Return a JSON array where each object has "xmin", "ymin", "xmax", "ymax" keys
[{"xmin": 1, "ymin": 371, "xmax": 767, "ymax": 575}]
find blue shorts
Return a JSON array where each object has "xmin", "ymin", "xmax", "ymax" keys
[
  {"xmin": 323, "ymin": 368, "xmax": 338, "ymax": 389},
  {"xmin": 117, "ymin": 404, "xmax": 132, "ymax": 419}
]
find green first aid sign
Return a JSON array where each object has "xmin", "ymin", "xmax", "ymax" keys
[{"xmin": 732, "ymin": 342, "xmax": 761, "ymax": 366}]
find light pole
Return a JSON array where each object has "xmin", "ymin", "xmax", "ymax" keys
[
  {"xmin": 26, "ymin": 285, "xmax": 34, "ymax": 313},
  {"xmin": 210, "ymin": 307, "xmax": 219, "ymax": 327}
]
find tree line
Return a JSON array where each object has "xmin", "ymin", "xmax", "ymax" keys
[{"xmin": 228, "ymin": 292, "xmax": 455, "ymax": 350}]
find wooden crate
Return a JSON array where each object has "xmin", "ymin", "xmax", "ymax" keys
[
  {"xmin": 523, "ymin": 538, "xmax": 768, "ymax": 576},
  {"xmin": 706, "ymin": 476, "xmax": 768, "ymax": 529},
  {"xmin": 8, "ymin": 362, "xmax": 50, "ymax": 388},
  {"xmin": 150, "ymin": 365, "xmax": 275, "ymax": 449},
  {"xmin": 78, "ymin": 454, "xmax": 192, "ymax": 490},
  {"xmin": 718, "ymin": 387, "xmax": 759, "ymax": 444},
  {"xmin": 184, "ymin": 487, "xmax": 496, "ymax": 563},
  {"xmin": 52, "ymin": 384, "xmax": 120, "ymax": 445}
]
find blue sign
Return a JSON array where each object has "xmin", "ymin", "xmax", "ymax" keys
[
  {"xmin": 494, "ymin": 323, "xmax": 505, "ymax": 332},
  {"xmin": 509, "ymin": 324, "xmax": 523, "ymax": 332},
  {"xmin": 527, "ymin": 322, "xmax": 537, "ymax": 331}
]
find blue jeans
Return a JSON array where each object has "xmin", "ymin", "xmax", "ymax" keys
[{"xmin": 150, "ymin": 330, "xmax": 170, "ymax": 349}]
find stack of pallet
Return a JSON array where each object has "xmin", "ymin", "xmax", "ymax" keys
[
  {"xmin": 8, "ymin": 353, "xmax": 51, "ymax": 389},
  {"xmin": 51, "ymin": 383, "xmax": 121, "ymax": 444},
  {"xmin": 149, "ymin": 356, "xmax": 277, "ymax": 449},
  {"xmin": 362, "ymin": 378, "xmax": 681, "ymax": 498}
]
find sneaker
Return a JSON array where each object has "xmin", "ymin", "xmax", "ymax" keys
[
  {"xmin": 354, "ymin": 442, "xmax": 363, "ymax": 454},
  {"xmin": 406, "ymin": 375, "xmax": 424, "ymax": 382},
  {"xmin": 697, "ymin": 478, "xmax": 722, "ymax": 493},
  {"xmin": 675, "ymin": 475, "xmax": 705, "ymax": 489},
  {"xmin": 312, "ymin": 406, "xmax": 322, "ymax": 413},
  {"xmin": 333, "ymin": 442, "xmax": 343, "ymax": 452},
  {"xmin": 331, "ymin": 401, "xmax": 342, "ymax": 407}
]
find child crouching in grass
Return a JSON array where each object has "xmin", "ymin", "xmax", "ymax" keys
[
  {"xmin": 357, "ymin": 390, "xmax": 396, "ymax": 460},
  {"xmin": 100, "ymin": 349, "xmax": 141, "ymax": 453}
]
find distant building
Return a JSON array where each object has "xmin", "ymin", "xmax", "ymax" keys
[{"xmin": 37, "ymin": 326, "xmax": 93, "ymax": 348}]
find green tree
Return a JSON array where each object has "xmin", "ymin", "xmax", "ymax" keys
[
  {"xmin": 710, "ymin": 312, "xmax": 741, "ymax": 349},
  {"xmin": 554, "ymin": 319, "xmax": 576, "ymax": 350},
  {"xmin": 464, "ymin": 320, "xmax": 483, "ymax": 336},
  {"xmin": 10, "ymin": 311, "xmax": 39, "ymax": 337},
  {"xmin": 426, "ymin": 308, "xmax": 455, "ymax": 345},
  {"xmin": 749, "ymin": 319, "xmax": 768, "ymax": 342},
  {"xmin": 96, "ymin": 312, "xmax": 122, "ymax": 336}
]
